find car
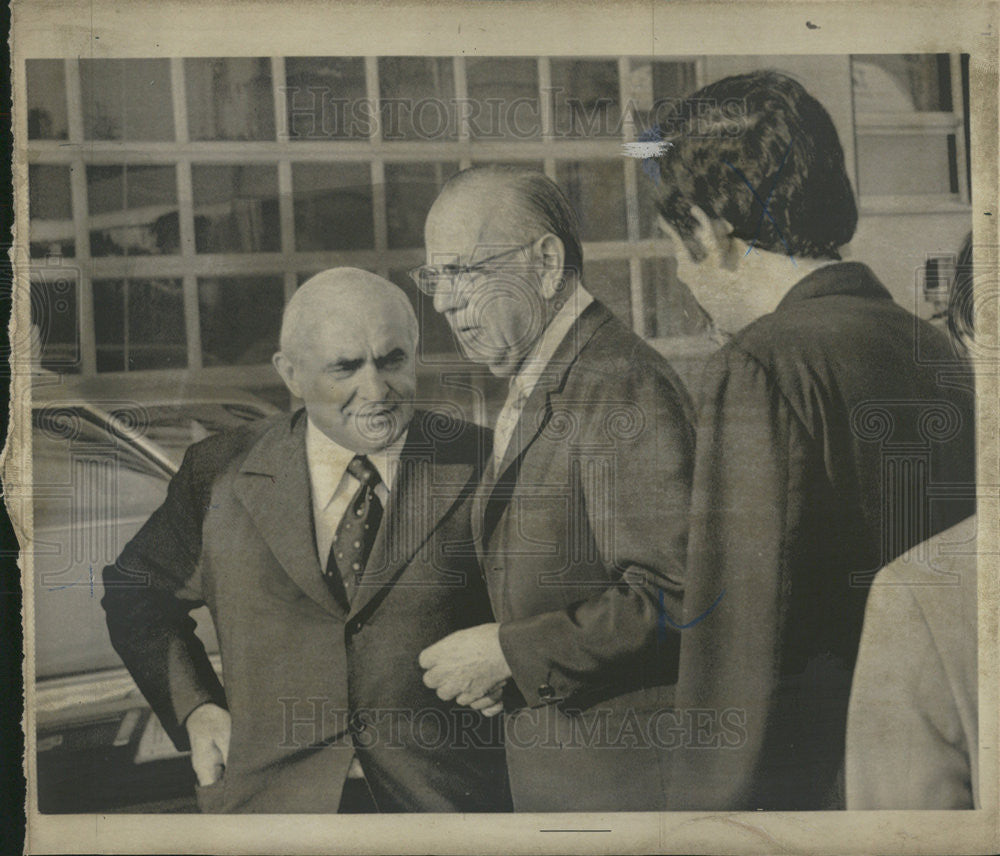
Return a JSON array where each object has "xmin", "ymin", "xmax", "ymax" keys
[{"xmin": 28, "ymin": 373, "xmax": 280, "ymax": 812}]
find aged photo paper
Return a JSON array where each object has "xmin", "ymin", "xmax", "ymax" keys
[{"xmin": 6, "ymin": 0, "xmax": 1000, "ymax": 853}]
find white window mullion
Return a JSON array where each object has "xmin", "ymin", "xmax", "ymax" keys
[
  {"xmin": 538, "ymin": 57, "xmax": 554, "ymax": 141},
  {"xmin": 454, "ymin": 56, "xmax": 471, "ymax": 170},
  {"xmin": 170, "ymin": 59, "xmax": 202, "ymax": 370},
  {"xmin": 64, "ymin": 57, "xmax": 96, "ymax": 376},
  {"xmin": 539, "ymin": 58, "xmax": 557, "ymax": 180},
  {"xmin": 949, "ymin": 53, "xmax": 969, "ymax": 204},
  {"xmin": 366, "ymin": 57, "xmax": 388, "ymax": 263},
  {"xmin": 618, "ymin": 57, "xmax": 645, "ymax": 337},
  {"xmin": 272, "ymin": 56, "xmax": 290, "ymax": 143},
  {"xmin": 274, "ymin": 56, "xmax": 298, "ymax": 296}
]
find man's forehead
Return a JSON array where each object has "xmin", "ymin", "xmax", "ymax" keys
[
  {"xmin": 426, "ymin": 193, "xmax": 492, "ymax": 250},
  {"xmin": 306, "ymin": 313, "xmax": 414, "ymax": 361}
]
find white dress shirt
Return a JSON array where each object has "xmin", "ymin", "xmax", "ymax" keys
[
  {"xmin": 304, "ymin": 418, "xmax": 405, "ymax": 783},
  {"xmin": 492, "ymin": 286, "xmax": 594, "ymax": 468},
  {"xmin": 305, "ymin": 418, "xmax": 406, "ymax": 566}
]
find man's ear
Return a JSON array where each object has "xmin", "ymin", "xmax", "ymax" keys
[
  {"xmin": 689, "ymin": 205, "xmax": 738, "ymax": 270},
  {"xmin": 272, "ymin": 351, "xmax": 301, "ymax": 398},
  {"xmin": 658, "ymin": 213, "xmax": 710, "ymax": 266},
  {"xmin": 536, "ymin": 233, "xmax": 565, "ymax": 300}
]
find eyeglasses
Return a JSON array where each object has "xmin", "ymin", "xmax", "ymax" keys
[{"xmin": 408, "ymin": 241, "xmax": 536, "ymax": 296}]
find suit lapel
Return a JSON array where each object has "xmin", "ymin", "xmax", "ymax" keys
[
  {"xmin": 473, "ymin": 301, "xmax": 613, "ymax": 552},
  {"xmin": 349, "ymin": 411, "xmax": 475, "ymax": 618},
  {"xmin": 233, "ymin": 411, "xmax": 350, "ymax": 618}
]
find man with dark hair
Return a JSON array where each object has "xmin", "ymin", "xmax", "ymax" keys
[
  {"xmin": 652, "ymin": 71, "xmax": 976, "ymax": 809},
  {"xmin": 414, "ymin": 165, "xmax": 696, "ymax": 811}
]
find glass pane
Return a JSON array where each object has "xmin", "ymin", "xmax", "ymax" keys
[
  {"xmin": 555, "ymin": 160, "xmax": 627, "ymax": 242},
  {"xmin": 27, "ymin": 59, "xmax": 69, "ymax": 140},
  {"xmin": 198, "ymin": 275, "xmax": 284, "ymax": 366},
  {"xmin": 29, "ymin": 165, "xmax": 75, "ymax": 258},
  {"xmin": 856, "ymin": 134, "xmax": 953, "ymax": 196},
  {"xmin": 87, "ymin": 165, "xmax": 179, "ymax": 256},
  {"xmin": 379, "ymin": 57, "xmax": 456, "ymax": 141},
  {"xmin": 185, "ymin": 58, "xmax": 276, "ymax": 141},
  {"xmin": 852, "ymin": 54, "xmax": 952, "ymax": 113},
  {"xmin": 384, "ymin": 162, "xmax": 459, "ymax": 249},
  {"xmin": 627, "ymin": 60, "xmax": 699, "ymax": 139},
  {"xmin": 292, "ymin": 163, "xmax": 374, "ymax": 251},
  {"xmin": 550, "ymin": 59, "xmax": 621, "ymax": 139},
  {"xmin": 465, "ymin": 58, "xmax": 541, "ymax": 140},
  {"xmin": 192, "ymin": 164, "xmax": 281, "ymax": 253},
  {"xmin": 285, "ymin": 57, "xmax": 369, "ymax": 140},
  {"xmin": 30, "ymin": 274, "xmax": 80, "ymax": 372},
  {"xmin": 93, "ymin": 279, "xmax": 187, "ymax": 372},
  {"xmin": 636, "ymin": 156, "xmax": 664, "ymax": 239},
  {"xmin": 80, "ymin": 59, "xmax": 175, "ymax": 141},
  {"xmin": 582, "ymin": 259, "xmax": 631, "ymax": 327}
]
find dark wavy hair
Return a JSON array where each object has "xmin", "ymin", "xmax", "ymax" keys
[{"xmin": 653, "ymin": 70, "xmax": 858, "ymax": 260}]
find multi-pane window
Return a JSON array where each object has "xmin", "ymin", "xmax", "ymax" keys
[
  {"xmin": 26, "ymin": 55, "xmax": 970, "ymax": 408},
  {"xmin": 851, "ymin": 54, "xmax": 969, "ymax": 208},
  {"xmin": 26, "ymin": 55, "xmax": 705, "ymax": 403}
]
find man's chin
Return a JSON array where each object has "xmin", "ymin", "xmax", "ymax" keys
[{"xmin": 353, "ymin": 404, "xmax": 411, "ymax": 449}]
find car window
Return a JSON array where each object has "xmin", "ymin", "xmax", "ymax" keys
[{"xmin": 132, "ymin": 402, "xmax": 270, "ymax": 466}]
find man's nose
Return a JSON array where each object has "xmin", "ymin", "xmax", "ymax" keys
[
  {"xmin": 432, "ymin": 278, "xmax": 460, "ymax": 316},
  {"xmin": 357, "ymin": 362, "xmax": 389, "ymax": 401}
]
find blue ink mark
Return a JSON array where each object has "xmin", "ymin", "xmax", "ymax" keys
[
  {"xmin": 723, "ymin": 138, "xmax": 797, "ymax": 264},
  {"xmin": 638, "ymin": 125, "xmax": 663, "ymax": 185},
  {"xmin": 90, "ymin": 566, "xmax": 95, "ymax": 598},
  {"xmin": 658, "ymin": 588, "xmax": 725, "ymax": 638},
  {"xmin": 47, "ymin": 584, "xmax": 75, "ymax": 592}
]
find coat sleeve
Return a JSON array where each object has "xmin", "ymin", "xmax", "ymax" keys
[
  {"xmin": 102, "ymin": 441, "xmax": 228, "ymax": 750},
  {"xmin": 497, "ymin": 352, "xmax": 695, "ymax": 708},
  {"xmin": 664, "ymin": 344, "xmax": 821, "ymax": 809},
  {"xmin": 846, "ymin": 567, "xmax": 975, "ymax": 809}
]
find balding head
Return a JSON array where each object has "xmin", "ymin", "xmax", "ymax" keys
[
  {"xmin": 426, "ymin": 166, "xmax": 583, "ymax": 279},
  {"xmin": 280, "ymin": 267, "xmax": 418, "ymax": 365},
  {"xmin": 273, "ymin": 268, "xmax": 418, "ymax": 452},
  {"xmin": 422, "ymin": 167, "xmax": 583, "ymax": 377}
]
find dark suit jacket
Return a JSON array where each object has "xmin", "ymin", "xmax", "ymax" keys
[
  {"xmin": 475, "ymin": 300, "xmax": 696, "ymax": 811},
  {"xmin": 668, "ymin": 262, "xmax": 977, "ymax": 810},
  {"xmin": 102, "ymin": 409, "xmax": 512, "ymax": 813}
]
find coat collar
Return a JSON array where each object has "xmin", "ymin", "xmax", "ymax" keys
[
  {"xmin": 491, "ymin": 299, "xmax": 611, "ymax": 486},
  {"xmin": 234, "ymin": 409, "xmax": 476, "ymax": 620},
  {"xmin": 472, "ymin": 300, "xmax": 613, "ymax": 556},
  {"xmin": 775, "ymin": 262, "xmax": 894, "ymax": 312}
]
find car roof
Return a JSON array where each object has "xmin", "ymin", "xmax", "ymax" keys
[{"xmin": 31, "ymin": 372, "xmax": 278, "ymax": 411}]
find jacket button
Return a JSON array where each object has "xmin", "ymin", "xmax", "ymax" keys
[
  {"xmin": 538, "ymin": 683, "xmax": 556, "ymax": 700},
  {"xmin": 347, "ymin": 619, "xmax": 363, "ymax": 635},
  {"xmin": 349, "ymin": 712, "xmax": 367, "ymax": 732}
]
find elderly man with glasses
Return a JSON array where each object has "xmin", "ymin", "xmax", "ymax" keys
[{"xmin": 412, "ymin": 165, "xmax": 697, "ymax": 812}]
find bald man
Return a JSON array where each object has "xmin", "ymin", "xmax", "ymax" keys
[
  {"xmin": 414, "ymin": 166, "xmax": 695, "ymax": 811},
  {"xmin": 103, "ymin": 269, "xmax": 511, "ymax": 813}
]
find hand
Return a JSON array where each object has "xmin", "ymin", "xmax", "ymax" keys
[
  {"xmin": 419, "ymin": 624, "xmax": 512, "ymax": 713},
  {"xmin": 460, "ymin": 679, "xmax": 507, "ymax": 718},
  {"xmin": 185, "ymin": 702, "xmax": 231, "ymax": 786}
]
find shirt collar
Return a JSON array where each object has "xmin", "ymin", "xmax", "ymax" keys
[
  {"xmin": 305, "ymin": 417, "xmax": 407, "ymax": 508},
  {"xmin": 510, "ymin": 285, "xmax": 595, "ymax": 399}
]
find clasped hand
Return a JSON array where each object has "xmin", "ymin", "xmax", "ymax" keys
[{"xmin": 418, "ymin": 623, "xmax": 512, "ymax": 717}]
